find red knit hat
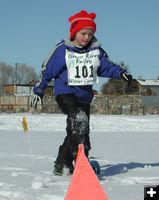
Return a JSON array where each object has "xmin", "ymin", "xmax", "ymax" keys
[{"xmin": 68, "ymin": 10, "xmax": 96, "ymax": 40}]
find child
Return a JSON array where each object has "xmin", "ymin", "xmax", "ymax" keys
[{"xmin": 31, "ymin": 10, "xmax": 132, "ymax": 175}]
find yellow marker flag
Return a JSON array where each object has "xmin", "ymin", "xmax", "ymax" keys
[{"xmin": 22, "ymin": 116, "xmax": 29, "ymax": 132}]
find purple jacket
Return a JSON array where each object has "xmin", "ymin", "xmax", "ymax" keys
[{"xmin": 34, "ymin": 37, "xmax": 125, "ymax": 104}]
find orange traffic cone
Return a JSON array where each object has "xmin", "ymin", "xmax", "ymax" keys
[{"xmin": 64, "ymin": 144, "xmax": 109, "ymax": 200}]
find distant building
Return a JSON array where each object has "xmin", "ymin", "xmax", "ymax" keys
[
  {"xmin": 133, "ymin": 79, "xmax": 159, "ymax": 95},
  {"xmin": 0, "ymin": 77, "xmax": 2, "ymax": 93},
  {"xmin": 3, "ymin": 80, "xmax": 54, "ymax": 96}
]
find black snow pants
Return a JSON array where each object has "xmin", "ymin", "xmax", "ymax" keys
[{"xmin": 55, "ymin": 94, "xmax": 91, "ymax": 165}]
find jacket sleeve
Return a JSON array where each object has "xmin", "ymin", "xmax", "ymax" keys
[
  {"xmin": 97, "ymin": 47, "xmax": 126, "ymax": 79},
  {"xmin": 33, "ymin": 43, "xmax": 65, "ymax": 95}
]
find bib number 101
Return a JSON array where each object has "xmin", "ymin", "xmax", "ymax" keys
[{"xmin": 75, "ymin": 65, "xmax": 94, "ymax": 78}]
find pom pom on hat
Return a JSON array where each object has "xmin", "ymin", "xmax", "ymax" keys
[{"xmin": 68, "ymin": 10, "xmax": 96, "ymax": 40}]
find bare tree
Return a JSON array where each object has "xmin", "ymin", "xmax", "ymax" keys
[
  {"xmin": 138, "ymin": 75, "xmax": 142, "ymax": 80},
  {"xmin": 13, "ymin": 63, "xmax": 38, "ymax": 84},
  {"xmin": 0, "ymin": 62, "xmax": 14, "ymax": 85},
  {"xmin": 101, "ymin": 61, "xmax": 131, "ymax": 95},
  {"xmin": 101, "ymin": 78, "xmax": 128, "ymax": 95},
  {"xmin": 0, "ymin": 61, "xmax": 38, "ymax": 85}
]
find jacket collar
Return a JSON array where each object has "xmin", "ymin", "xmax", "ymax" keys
[{"xmin": 63, "ymin": 36, "xmax": 102, "ymax": 52}]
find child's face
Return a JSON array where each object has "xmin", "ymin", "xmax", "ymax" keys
[{"xmin": 73, "ymin": 29, "xmax": 94, "ymax": 47}]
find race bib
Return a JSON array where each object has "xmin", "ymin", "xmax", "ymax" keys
[{"xmin": 65, "ymin": 49, "xmax": 100, "ymax": 85}]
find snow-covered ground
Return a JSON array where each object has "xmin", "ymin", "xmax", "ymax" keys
[{"xmin": 0, "ymin": 113, "xmax": 159, "ymax": 200}]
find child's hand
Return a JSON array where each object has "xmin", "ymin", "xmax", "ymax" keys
[{"xmin": 120, "ymin": 72, "xmax": 133, "ymax": 87}]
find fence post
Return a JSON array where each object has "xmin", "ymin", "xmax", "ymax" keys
[
  {"xmin": 105, "ymin": 96, "xmax": 107, "ymax": 114},
  {"xmin": 130, "ymin": 104, "xmax": 133, "ymax": 115},
  {"xmin": 143, "ymin": 105, "xmax": 145, "ymax": 115},
  {"xmin": 27, "ymin": 95, "xmax": 30, "ymax": 112},
  {"xmin": 15, "ymin": 95, "xmax": 17, "ymax": 113},
  {"xmin": 107, "ymin": 96, "xmax": 110, "ymax": 114}
]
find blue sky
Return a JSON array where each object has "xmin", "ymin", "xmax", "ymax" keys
[{"xmin": 0, "ymin": 0, "xmax": 159, "ymax": 90}]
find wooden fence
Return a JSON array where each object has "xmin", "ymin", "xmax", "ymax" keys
[
  {"xmin": 0, "ymin": 94, "xmax": 159, "ymax": 115},
  {"xmin": 0, "ymin": 95, "xmax": 30, "ymax": 112}
]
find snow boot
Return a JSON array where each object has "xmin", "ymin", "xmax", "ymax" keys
[
  {"xmin": 53, "ymin": 161, "xmax": 64, "ymax": 176},
  {"xmin": 65, "ymin": 162, "xmax": 74, "ymax": 174},
  {"xmin": 53, "ymin": 161, "xmax": 74, "ymax": 176}
]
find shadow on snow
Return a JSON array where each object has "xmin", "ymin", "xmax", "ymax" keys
[{"xmin": 98, "ymin": 162, "xmax": 159, "ymax": 180}]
